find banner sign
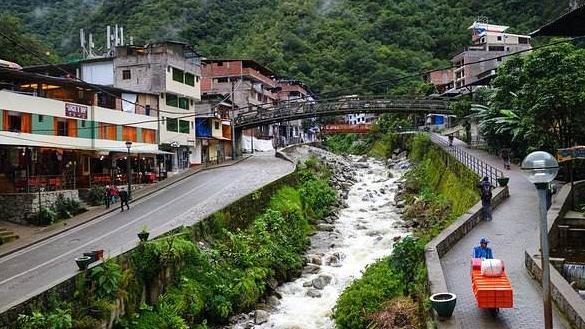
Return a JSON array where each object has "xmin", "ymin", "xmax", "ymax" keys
[
  {"xmin": 557, "ymin": 146, "xmax": 585, "ymax": 162},
  {"xmin": 65, "ymin": 103, "xmax": 88, "ymax": 119}
]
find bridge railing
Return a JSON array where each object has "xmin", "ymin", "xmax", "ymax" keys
[{"xmin": 429, "ymin": 133, "xmax": 503, "ymax": 186}]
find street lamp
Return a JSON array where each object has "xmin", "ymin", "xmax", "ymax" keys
[
  {"xmin": 521, "ymin": 151, "xmax": 559, "ymax": 329},
  {"xmin": 125, "ymin": 141, "xmax": 132, "ymax": 199}
]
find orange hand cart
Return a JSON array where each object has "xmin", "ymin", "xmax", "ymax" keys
[{"xmin": 471, "ymin": 258, "xmax": 513, "ymax": 315}]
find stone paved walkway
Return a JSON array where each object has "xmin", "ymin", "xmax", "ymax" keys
[{"xmin": 437, "ymin": 136, "xmax": 570, "ymax": 329}]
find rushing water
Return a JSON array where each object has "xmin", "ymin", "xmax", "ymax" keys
[{"xmin": 236, "ymin": 155, "xmax": 406, "ymax": 329}]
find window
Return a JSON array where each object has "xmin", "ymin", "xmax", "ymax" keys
[
  {"xmin": 179, "ymin": 97, "xmax": 189, "ymax": 110},
  {"xmin": 217, "ymin": 77, "xmax": 228, "ymax": 83},
  {"xmin": 172, "ymin": 67, "xmax": 184, "ymax": 83},
  {"xmin": 99, "ymin": 124, "xmax": 117, "ymax": 140},
  {"xmin": 214, "ymin": 121, "xmax": 220, "ymax": 130},
  {"xmin": 257, "ymin": 93, "xmax": 262, "ymax": 101},
  {"xmin": 497, "ymin": 36, "xmax": 502, "ymax": 41},
  {"xmin": 142, "ymin": 129, "xmax": 156, "ymax": 143},
  {"xmin": 196, "ymin": 76, "xmax": 200, "ymax": 83},
  {"xmin": 167, "ymin": 118, "xmax": 178, "ymax": 132},
  {"xmin": 38, "ymin": 115, "xmax": 44, "ymax": 123},
  {"xmin": 489, "ymin": 46, "xmax": 505, "ymax": 52},
  {"xmin": 122, "ymin": 70, "xmax": 131, "ymax": 80},
  {"xmin": 81, "ymin": 120, "xmax": 86, "ymax": 128},
  {"xmin": 122, "ymin": 126, "xmax": 137, "ymax": 142},
  {"xmin": 166, "ymin": 93, "xmax": 178, "ymax": 107},
  {"xmin": 185, "ymin": 73, "xmax": 195, "ymax": 86},
  {"xmin": 179, "ymin": 120, "xmax": 190, "ymax": 134},
  {"xmin": 56, "ymin": 119, "xmax": 68, "ymax": 136},
  {"xmin": 217, "ymin": 62, "xmax": 224, "ymax": 66},
  {"xmin": 519, "ymin": 37, "xmax": 530, "ymax": 44}
]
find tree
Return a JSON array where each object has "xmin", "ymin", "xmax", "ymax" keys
[
  {"xmin": 476, "ymin": 42, "xmax": 585, "ymax": 158},
  {"xmin": 0, "ymin": 13, "xmax": 58, "ymax": 66}
]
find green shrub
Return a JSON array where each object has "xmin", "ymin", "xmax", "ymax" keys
[
  {"xmin": 17, "ymin": 308, "xmax": 73, "ymax": 329},
  {"xmin": 29, "ymin": 207, "xmax": 57, "ymax": 226},
  {"xmin": 300, "ymin": 178, "xmax": 336, "ymax": 220},
  {"xmin": 87, "ymin": 185, "xmax": 106, "ymax": 206},
  {"xmin": 53, "ymin": 194, "xmax": 85, "ymax": 220},
  {"xmin": 334, "ymin": 258, "xmax": 401, "ymax": 329},
  {"xmin": 91, "ymin": 259, "xmax": 123, "ymax": 300}
]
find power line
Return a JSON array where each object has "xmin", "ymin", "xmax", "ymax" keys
[{"xmin": 0, "ymin": 29, "xmax": 203, "ymax": 116}]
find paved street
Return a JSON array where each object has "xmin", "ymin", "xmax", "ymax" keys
[
  {"xmin": 439, "ymin": 137, "xmax": 570, "ymax": 328},
  {"xmin": 0, "ymin": 152, "xmax": 294, "ymax": 313}
]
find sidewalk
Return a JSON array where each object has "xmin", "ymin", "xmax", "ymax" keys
[
  {"xmin": 0, "ymin": 156, "xmax": 250, "ymax": 258},
  {"xmin": 436, "ymin": 136, "xmax": 569, "ymax": 328}
]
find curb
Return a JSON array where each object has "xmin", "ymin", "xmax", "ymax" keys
[{"xmin": 0, "ymin": 156, "xmax": 251, "ymax": 259}]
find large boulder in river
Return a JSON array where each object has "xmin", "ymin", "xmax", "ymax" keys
[
  {"xmin": 312, "ymin": 274, "xmax": 333, "ymax": 290},
  {"xmin": 254, "ymin": 310, "xmax": 269, "ymax": 324},
  {"xmin": 307, "ymin": 289, "xmax": 322, "ymax": 298}
]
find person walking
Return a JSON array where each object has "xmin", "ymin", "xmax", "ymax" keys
[
  {"xmin": 105, "ymin": 185, "xmax": 112, "ymax": 209},
  {"xmin": 473, "ymin": 237, "xmax": 494, "ymax": 259},
  {"xmin": 448, "ymin": 134, "xmax": 454, "ymax": 146},
  {"xmin": 119, "ymin": 187, "xmax": 130, "ymax": 212},
  {"xmin": 500, "ymin": 147, "xmax": 511, "ymax": 170},
  {"xmin": 476, "ymin": 176, "xmax": 493, "ymax": 221}
]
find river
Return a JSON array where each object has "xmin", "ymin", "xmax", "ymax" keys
[{"xmin": 232, "ymin": 147, "xmax": 408, "ymax": 329}]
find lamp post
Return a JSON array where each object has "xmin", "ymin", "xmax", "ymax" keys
[
  {"xmin": 125, "ymin": 141, "xmax": 132, "ymax": 199},
  {"xmin": 521, "ymin": 151, "xmax": 559, "ymax": 329}
]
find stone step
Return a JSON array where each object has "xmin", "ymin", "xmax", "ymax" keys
[{"xmin": 0, "ymin": 233, "xmax": 18, "ymax": 245}]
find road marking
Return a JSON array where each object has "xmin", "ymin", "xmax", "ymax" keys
[{"xmin": 0, "ymin": 178, "xmax": 218, "ymax": 286}]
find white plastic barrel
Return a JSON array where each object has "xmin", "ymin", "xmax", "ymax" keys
[{"xmin": 481, "ymin": 259, "xmax": 504, "ymax": 277}]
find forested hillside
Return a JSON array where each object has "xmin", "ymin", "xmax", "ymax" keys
[{"xmin": 0, "ymin": 0, "xmax": 569, "ymax": 94}]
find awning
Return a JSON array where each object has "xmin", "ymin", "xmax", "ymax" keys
[{"xmin": 213, "ymin": 136, "xmax": 231, "ymax": 141}]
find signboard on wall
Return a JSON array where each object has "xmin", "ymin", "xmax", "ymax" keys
[
  {"xmin": 557, "ymin": 146, "xmax": 585, "ymax": 162},
  {"xmin": 65, "ymin": 103, "xmax": 88, "ymax": 119}
]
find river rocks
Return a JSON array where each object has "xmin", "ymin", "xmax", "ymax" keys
[
  {"xmin": 306, "ymin": 289, "xmax": 322, "ymax": 298},
  {"xmin": 357, "ymin": 155, "xmax": 368, "ymax": 162},
  {"xmin": 317, "ymin": 224, "xmax": 335, "ymax": 232},
  {"xmin": 254, "ymin": 310, "xmax": 269, "ymax": 324},
  {"xmin": 312, "ymin": 274, "xmax": 333, "ymax": 290},
  {"xmin": 308, "ymin": 254, "xmax": 322, "ymax": 265},
  {"xmin": 302, "ymin": 264, "xmax": 320, "ymax": 274},
  {"xmin": 303, "ymin": 281, "xmax": 313, "ymax": 287},
  {"xmin": 266, "ymin": 296, "xmax": 281, "ymax": 308},
  {"xmin": 267, "ymin": 277, "xmax": 278, "ymax": 291},
  {"xmin": 355, "ymin": 162, "xmax": 369, "ymax": 169}
]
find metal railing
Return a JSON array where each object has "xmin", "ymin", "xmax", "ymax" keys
[{"xmin": 429, "ymin": 133, "xmax": 503, "ymax": 186}]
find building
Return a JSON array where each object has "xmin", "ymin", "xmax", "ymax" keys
[
  {"xmin": 26, "ymin": 41, "xmax": 203, "ymax": 172},
  {"xmin": 452, "ymin": 21, "xmax": 532, "ymax": 89},
  {"xmin": 201, "ymin": 59, "xmax": 279, "ymax": 152},
  {"xmin": 424, "ymin": 69, "xmax": 454, "ymax": 94},
  {"xmin": 193, "ymin": 94, "xmax": 233, "ymax": 165},
  {"xmin": 344, "ymin": 113, "xmax": 377, "ymax": 125},
  {"xmin": 275, "ymin": 80, "xmax": 315, "ymax": 146},
  {"xmin": 0, "ymin": 67, "xmax": 160, "ymax": 195}
]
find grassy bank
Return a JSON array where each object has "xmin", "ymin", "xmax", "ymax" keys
[
  {"xmin": 333, "ymin": 134, "xmax": 479, "ymax": 329},
  {"xmin": 15, "ymin": 159, "xmax": 337, "ymax": 329}
]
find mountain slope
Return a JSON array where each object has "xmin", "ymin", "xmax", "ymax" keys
[{"xmin": 0, "ymin": 0, "xmax": 570, "ymax": 94}]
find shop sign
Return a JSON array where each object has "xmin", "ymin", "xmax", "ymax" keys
[
  {"xmin": 557, "ymin": 146, "xmax": 585, "ymax": 162},
  {"xmin": 65, "ymin": 103, "xmax": 88, "ymax": 119}
]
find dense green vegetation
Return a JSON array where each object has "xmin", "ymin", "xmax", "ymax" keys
[
  {"xmin": 333, "ymin": 134, "xmax": 479, "ymax": 328},
  {"xmin": 471, "ymin": 43, "xmax": 585, "ymax": 160},
  {"xmin": 16, "ymin": 158, "xmax": 337, "ymax": 329},
  {"xmin": 0, "ymin": 0, "xmax": 568, "ymax": 93}
]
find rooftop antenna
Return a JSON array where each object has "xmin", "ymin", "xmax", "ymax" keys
[{"xmin": 80, "ymin": 29, "xmax": 88, "ymax": 59}]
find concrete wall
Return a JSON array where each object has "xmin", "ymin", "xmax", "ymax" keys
[{"xmin": 0, "ymin": 190, "xmax": 80, "ymax": 224}]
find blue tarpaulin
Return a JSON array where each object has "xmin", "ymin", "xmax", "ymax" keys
[{"xmin": 196, "ymin": 118, "xmax": 211, "ymax": 137}]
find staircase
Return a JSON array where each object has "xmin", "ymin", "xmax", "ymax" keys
[{"xmin": 0, "ymin": 227, "xmax": 18, "ymax": 245}]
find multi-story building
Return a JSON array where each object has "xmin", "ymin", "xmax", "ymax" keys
[
  {"xmin": 424, "ymin": 69, "xmax": 454, "ymax": 94},
  {"xmin": 452, "ymin": 21, "xmax": 532, "ymax": 89},
  {"xmin": 201, "ymin": 59, "xmax": 279, "ymax": 151},
  {"xmin": 193, "ymin": 94, "xmax": 233, "ymax": 165},
  {"xmin": 26, "ymin": 41, "xmax": 202, "ymax": 172},
  {"xmin": 0, "ymin": 67, "xmax": 159, "ymax": 195}
]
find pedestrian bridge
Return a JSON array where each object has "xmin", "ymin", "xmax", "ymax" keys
[{"xmin": 233, "ymin": 96, "xmax": 451, "ymax": 129}]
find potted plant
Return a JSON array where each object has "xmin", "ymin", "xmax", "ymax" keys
[
  {"xmin": 138, "ymin": 225, "xmax": 149, "ymax": 242},
  {"xmin": 430, "ymin": 292, "xmax": 457, "ymax": 318},
  {"xmin": 75, "ymin": 256, "xmax": 93, "ymax": 271},
  {"xmin": 497, "ymin": 176, "xmax": 510, "ymax": 187}
]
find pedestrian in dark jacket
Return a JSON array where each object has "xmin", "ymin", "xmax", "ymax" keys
[
  {"xmin": 501, "ymin": 148, "xmax": 511, "ymax": 170},
  {"xmin": 105, "ymin": 185, "xmax": 112, "ymax": 209},
  {"xmin": 119, "ymin": 188, "xmax": 130, "ymax": 212},
  {"xmin": 476, "ymin": 177, "xmax": 493, "ymax": 221}
]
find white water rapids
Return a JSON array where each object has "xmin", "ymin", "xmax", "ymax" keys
[{"xmin": 234, "ymin": 155, "xmax": 407, "ymax": 329}]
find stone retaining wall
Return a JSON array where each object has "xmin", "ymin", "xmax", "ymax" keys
[
  {"xmin": 425, "ymin": 186, "xmax": 509, "ymax": 329},
  {"xmin": 522, "ymin": 179, "xmax": 585, "ymax": 329},
  {"xmin": 525, "ymin": 250, "xmax": 585, "ymax": 329},
  {"xmin": 0, "ymin": 190, "xmax": 79, "ymax": 224}
]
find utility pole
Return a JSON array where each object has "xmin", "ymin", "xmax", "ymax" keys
[{"xmin": 231, "ymin": 79, "xmax": 237, "ymax": 160}]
